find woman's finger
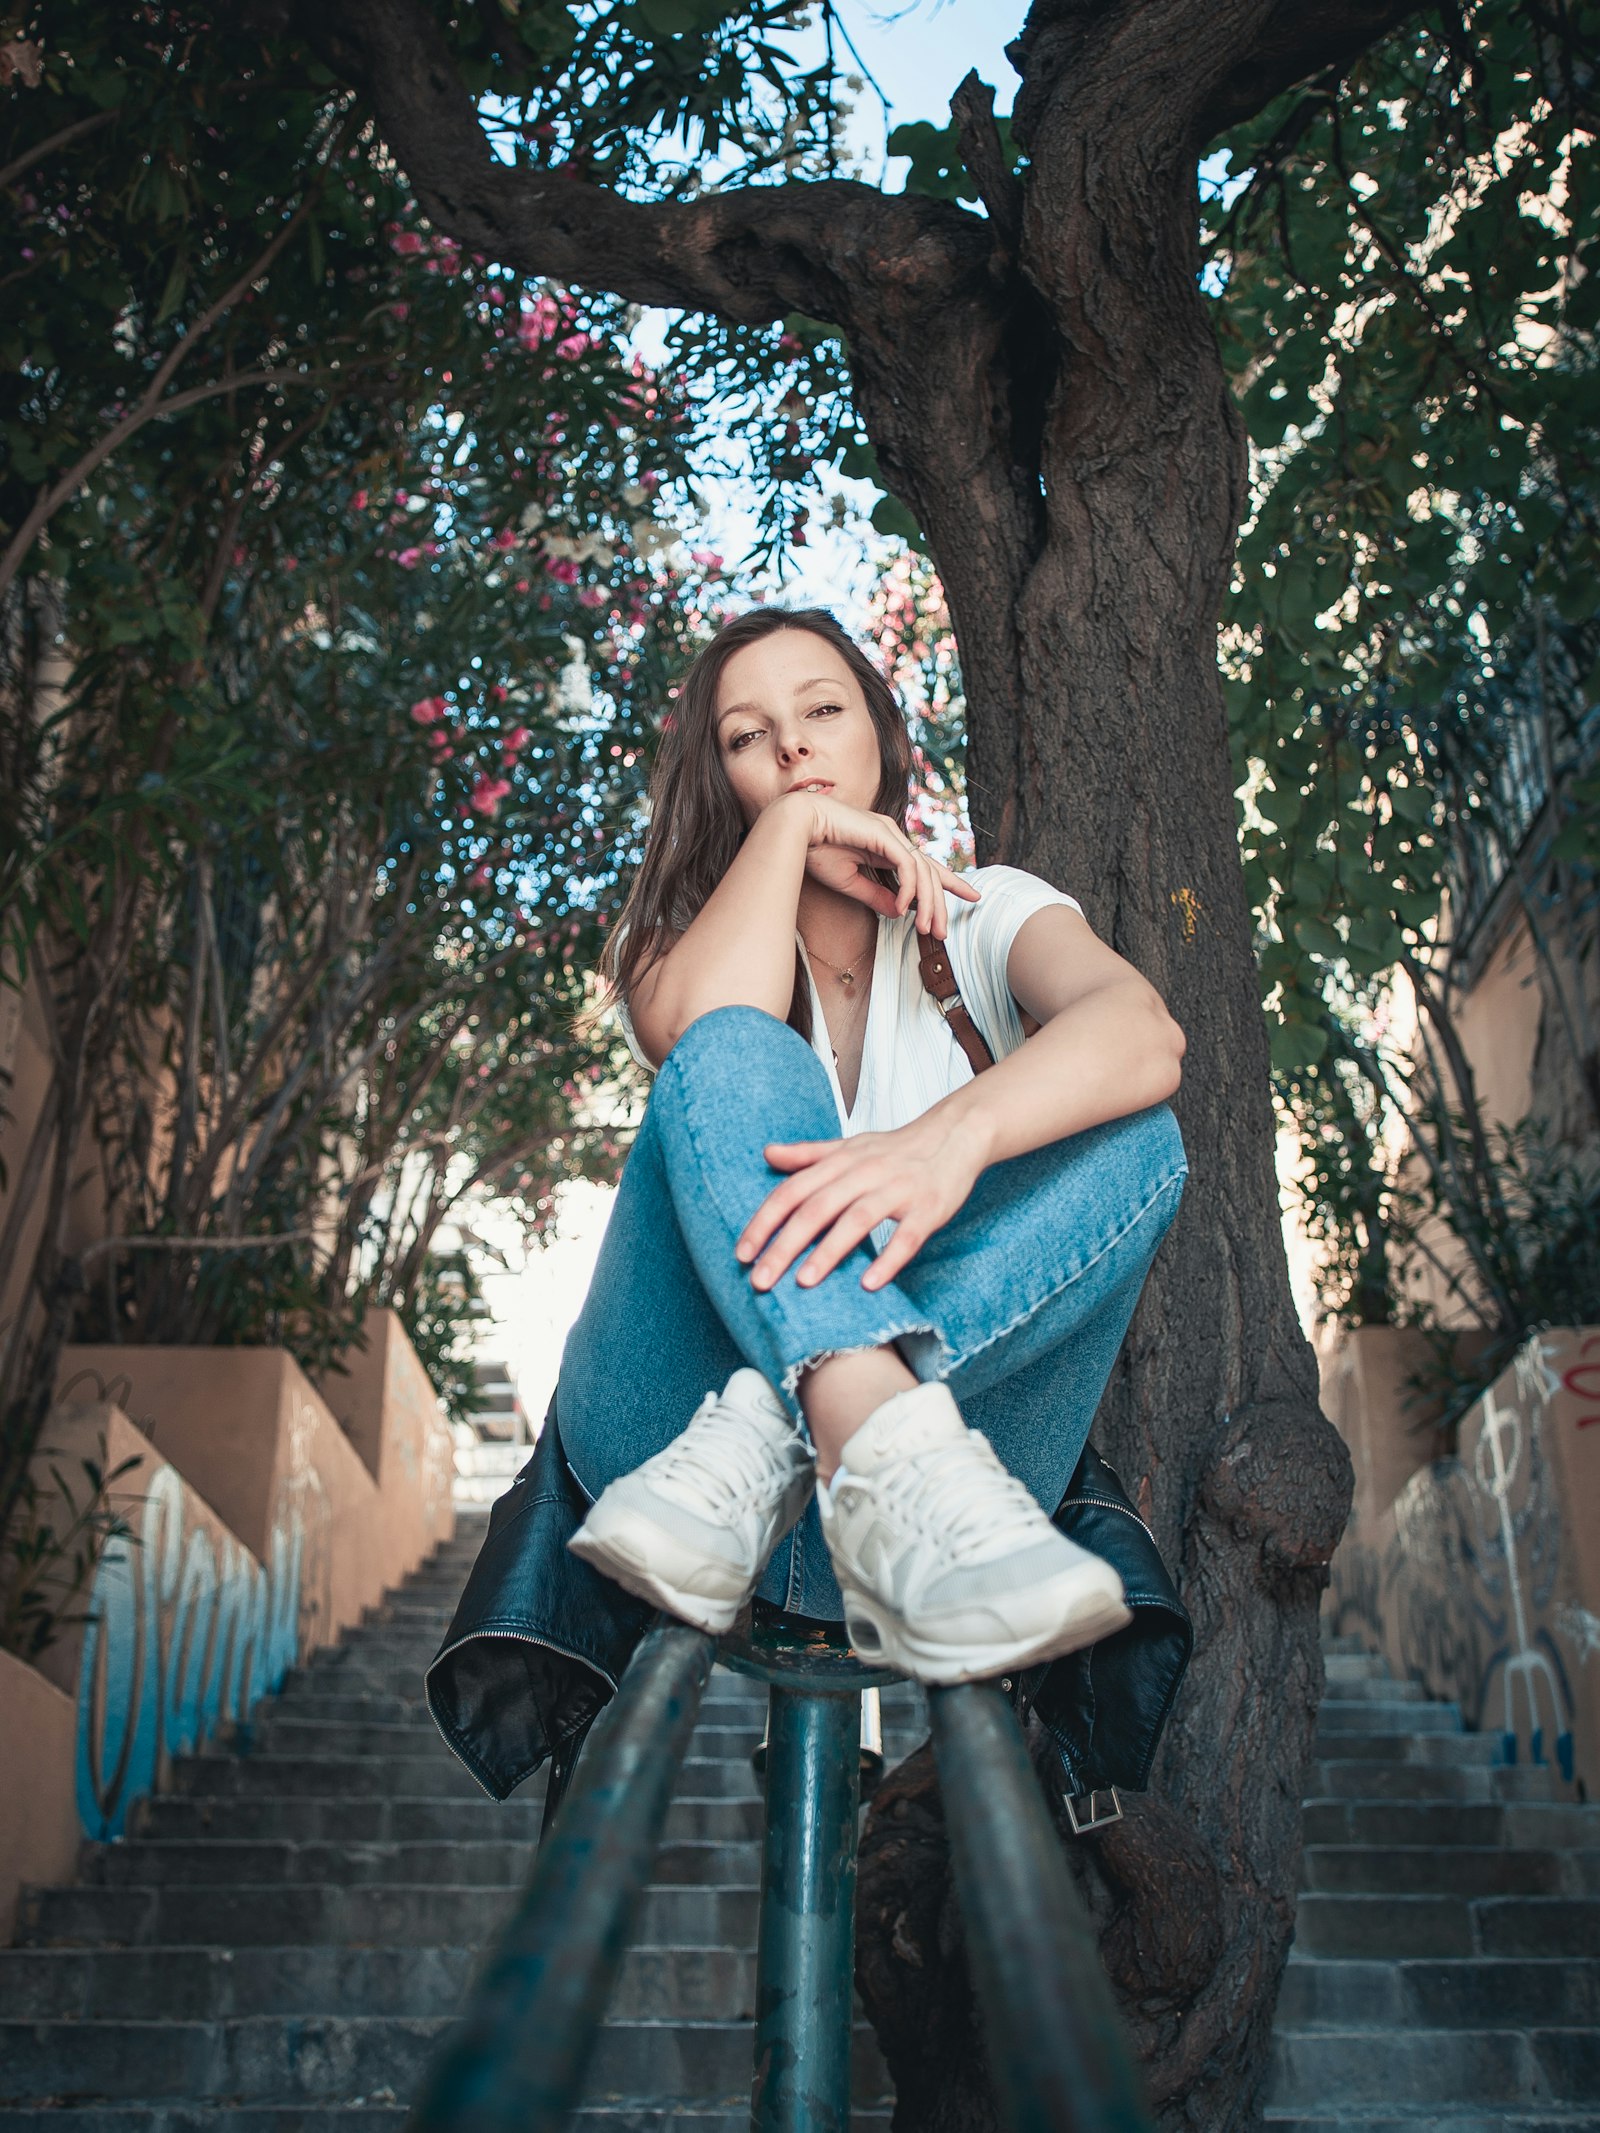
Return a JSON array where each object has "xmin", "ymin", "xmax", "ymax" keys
[
  {"xmin": 797, "ymin": 1199, "xmax": 895, "ymax": 1287},
  {"xmin": 738, "ymin": 1157, "xmax": 853, "ymax": 1262},
  {"xmin": 753, "ymin": 1176, "xmax": 878, "ymax": 1289},
  {"xmin": 861, "ymin": 1218, "xmax": 928, "ymax": 1290}
]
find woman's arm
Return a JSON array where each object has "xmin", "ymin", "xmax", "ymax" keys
[
  {"xmin": 626, "ymin": 794, "xmax": 812, "ymax": 1066},
  {"xmin": 936, "ymin": 904, "xmax": 1185, "ymax": 1167},
  {"xmin": 737, "ymin": 905, "xmax": 1185, "ymax": 1292},
  {"xmin": 627, "ymin": 792, "xmax": 977, "ymax": 1067}
]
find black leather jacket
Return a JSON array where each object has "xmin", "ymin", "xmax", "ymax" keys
[{"xmin": 425, "ymin": 1404, "xmax": 1191, "ymax": 1817}]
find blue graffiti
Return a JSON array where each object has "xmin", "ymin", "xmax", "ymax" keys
[{"xmin": 75, "ymin": 1465, "xmax": 303, "ymax": 1839}]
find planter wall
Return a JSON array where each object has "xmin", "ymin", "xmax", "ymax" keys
[{"xmin": 2, "ymin": 1319, "xmax": 454, "ymax": 1937}]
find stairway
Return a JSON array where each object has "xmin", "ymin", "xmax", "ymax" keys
[
  {"xmin": 0, "ymin": 1515, "xmax": 919, "ymax": 2130},
  {"xmin": 8, "ymin": 1529, "xmax": 1597, "ymax": 2131},
  {"xmin": 1266, "ymin": 1640, "xmax": 1600, "ymax": 2132}
]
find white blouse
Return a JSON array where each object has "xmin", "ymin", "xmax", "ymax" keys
[{"xmin": 616, "ymin": 865, "xmax": 1083, "ymax": 1162}]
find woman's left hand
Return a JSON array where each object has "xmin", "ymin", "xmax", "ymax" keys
[{"xmin": 736, "ymin": 1113, "xmax": 983, "ymax": 1294}]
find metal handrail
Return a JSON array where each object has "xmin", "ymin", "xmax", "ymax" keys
[
  {"xmin": 406, "ymin": 1622, "xmax": 715, "ymax": 2133},
  {"xmin": 406, "ymin": 1615, "xmax": 1156, "ymax": 2133}
]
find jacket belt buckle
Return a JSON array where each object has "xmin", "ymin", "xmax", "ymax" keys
[{"xmin": 1064, "ymin": 1786, "xmax": 1124, "ymax": 1834}]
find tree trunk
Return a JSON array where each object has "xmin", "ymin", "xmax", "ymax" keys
[{"xmin": 846, "ymin": 46, "xmax": 1352, "ymax": 2133}]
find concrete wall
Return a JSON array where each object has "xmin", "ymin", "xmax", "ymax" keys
[
  {"xmin": 2, "ymin": 1320, "xmax": 454, "ymax": 1940},
  {"xmin": 1326, "ymin": 1325, "xmax": 1600, "ymax": 1795},
  {"xmin": 0, "ymin": 1648, "xmax": 78, "ymax": 1943}
]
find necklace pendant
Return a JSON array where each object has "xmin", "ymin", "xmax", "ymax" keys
[{"xmin": 839, "ymin": 970, "xmax": 855, "ymax": 988}]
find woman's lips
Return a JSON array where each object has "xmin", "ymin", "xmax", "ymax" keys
[{"xmin": 787, "ymin": 778, "xmax": 834, "ymax": 794}]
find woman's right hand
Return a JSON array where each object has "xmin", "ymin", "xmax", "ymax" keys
[{"xmin": 779, "ymin": 791, "xmax": 980, "ymax": 938}]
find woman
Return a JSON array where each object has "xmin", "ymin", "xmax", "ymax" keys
[{"xmin": 557, "ymin": 604, "xmax": 1189, "ymax": 1686}]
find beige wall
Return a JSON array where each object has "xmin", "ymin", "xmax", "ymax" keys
[
  {"xmin": 0, "ymin": 1648, "xmax": 79, "ymax": 1944},
  {"xmin": 55, "ymin": 1340, "xmax": 451, "ymax": 1654}
]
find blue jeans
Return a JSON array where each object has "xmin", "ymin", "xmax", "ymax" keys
[{"xmin": 559, "ymin": 1006, "xmax": 1187, "ymax": 1619}]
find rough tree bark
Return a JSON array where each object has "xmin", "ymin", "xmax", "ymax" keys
[{"xmin": 299, "ymin": 0, "xmax": 1421, "ymax": 2119}]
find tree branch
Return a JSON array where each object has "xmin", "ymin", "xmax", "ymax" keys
[
  {"xmin": 1195, "ymin": 0, "xmax": 1428, "ymax": 138},
  {"xmin": 303, "ymin": 0, "xmax": 992, "ymax": 331},
  {"xmin": 951, "ymin": 72, "xmax": 1024, "ymax": 252}
]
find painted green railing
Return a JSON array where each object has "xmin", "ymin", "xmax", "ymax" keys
[{"xmin": 406, "ymin": 1615, "xmax": 1155, "ymax": 2133}]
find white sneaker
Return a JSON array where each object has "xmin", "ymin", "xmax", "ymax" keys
[
  {"xmin": 817, "ymin": 1383, "xmax": 1131, "ymax": 1685},
  {"xmin": 566, "ymin": 1369, "xmax": 814, "ymax": 1634}
]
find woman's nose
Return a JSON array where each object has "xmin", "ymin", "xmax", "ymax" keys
[{"xmin": 776, "ymin": 732, "xmax": 810, "ymax": 764}]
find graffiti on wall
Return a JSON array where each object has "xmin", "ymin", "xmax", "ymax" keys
[
  {"xmin": 1329, "ymin": 1328, "xmax": 1590, "ymax": 1788},
  {"xmin": 74, "ymin": 1461, "xmax": 325, "ymax": 1839}
]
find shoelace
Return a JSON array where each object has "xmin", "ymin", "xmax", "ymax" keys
[
  {"xmin": 660, "ymin": 1392, "xmax": 798, "ymax": 1514},
  {"xmin": 867, "ymin": 1431, "xmax": 1048, "ymax": 1562}
]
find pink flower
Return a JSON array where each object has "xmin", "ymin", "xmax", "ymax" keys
[
  {"xmin": 489, "ymin": 683, "xmax": 509, "ymax": 703},
  {"xmin": 352, "ymin": 489, "xmax": 368, "ymax": 511},
  {"xmin": 578, "ymin": 586, "xmax": 606, "ymax": 607},
  {"xmin": 517, "ymin": 293, "xmax": 563, "ymax": 350},
  {"xmin": 554, "ymin": 332, "xmax": 592, "ymax": 360},
  {"xmin": 501, "ymin": 725, "xmax": 531, "ymax": 753},
  {"xmin": 472, "ymin": 774, "xmax": 513, "ymax": 816},
  {"xmin": 410, "ymin": 695, "xmax": 448, "ymax": 724},
  {"xmin": 690, "ymin": 548, "xmax": 724, "ymax": 571},
  {"xmin": 469, "ymin": 864, "xmax": 493, "ymax": 888},
  {"xmin": 778, "ymin": 332, "xmax": 804, "ymax": 354},
  {"xmin": 395, "ymin": 547, "xmax": 422, "ymax": 569},
  {"xmin": 546, "ymin": 557, "xmax": 579, "ymax": 585},
  {"xmin": 391, "ymin": 230, "xmax": 426, "ymax": 255},
  {"xmin": 490, "ymin": 527, "xmax": 517, "ymax": 551},
  {"xmin": 391, "ymin": 302, "xmax": 409, "ymax": 320}
]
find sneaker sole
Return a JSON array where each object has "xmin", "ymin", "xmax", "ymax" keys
[
  {"xmin": 566, "ymin": 1500, "xmax": 758, "ymax": 1637},
  {"xmin": 838, "ymin": 1575, "xmax": 1133, "ymax": 1687}
]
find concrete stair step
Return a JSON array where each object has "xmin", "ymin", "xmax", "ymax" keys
[
  {"xmin": 1265, "ymin": 2117, "xmax": 1600, "ymax": 2131},
  {"xmin": 1291, "ymin": 1894, "xmax": 1600, "ymax": 1960},
  {"xmin": 0, "ymin": 2016, "xmax": 890, "ymax": 2108},
  {"xmin": 0, "ymin": 2113, "xmax": 410, "ymax": 2130},
  {"xmin": 0, "ymin": 2114, "xmax": 888, "ymax": 2132},
  {"xmin": 17, "ymin": 1881, "xmax": 760, "ymax": 1951},
  {"xmin": 1302, "ymin": 1803, "xmax": 1600, "ymax": 1850},
  {"xmin": 1315, "ymin": 1701, "xmax": 1463, "ymax": 1733},
  {"xmin": 1312, "ymin": 1731, "xmax": 1495, "ymax": 1763},
  {"xmin": 85, "ymin": 1836, "xmax": 760, "ymax": 1891},
  {"xmin": 1308, "ymin": 1762, "xmax": 1559, "ymax": 1802},
  {"xmin": 0, "ymin": 1943, "xmax": 758, "ymax": 2024},
  {"xmin": 1277, "ymin": 1958, "xmax": 1600, "ymax": 2030},
  {"xmin": 133, "ymin": 1792, "xmax": 762, "ymax": 1846},
  {"xmin": 1266, "ymin": 2028, "xmax": 1600, "ymax": 2111},
  {"xmin": 1320, "ymin": 1678, "xmax": 1428, "ymax": 1702},
  {"xmin": 168, "ymin": 1755, "xmax": 513, "ymax": 1802},
  {"xmin": 1299, "ymin": 1846, "xmax": 1600, "ymax": 1898}
]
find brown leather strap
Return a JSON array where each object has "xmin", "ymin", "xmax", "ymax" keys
[{"xmin": 916, "ymin": 930, "xmax": 996, "ymax": 1077}]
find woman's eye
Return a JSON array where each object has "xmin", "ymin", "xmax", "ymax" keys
[
  {"xmin": 808, "ymin": 703, "xmax": 843, "ymax": 718},
  {"xmin": 729, "ymin": 729, "xmax": 762, "ymax": 751}
]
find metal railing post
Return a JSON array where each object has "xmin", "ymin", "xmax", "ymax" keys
[
  {"xmin": 930, "ymin": 1682, "xmax": 1156, "ymax": 2133},
  {"xmin": 750, "ymin": 1684, "xmax": 862, "ymax": 2133},
  {"xmin": 406, "ymin": 1622, "xmax": 715, "ymax": 2133}
]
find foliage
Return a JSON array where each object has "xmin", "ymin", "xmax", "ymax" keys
[
  {"xmin": 1204, "ymin": 0, "xmax": 1600, "ymax": 1346},
  {"xmin": 0, "ymin": 1449, "xmax": 140, "ymax": 1662},
  {"xmin": 398, "ymin": 1245, "xmax": 494, "ymax": 1435},
  {"xmin": 0, "ymin": 4, "xmax": 718, "ymax": 1541}
]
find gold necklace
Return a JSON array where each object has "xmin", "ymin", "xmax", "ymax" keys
[{"xmin": 804, "ymin": 939, "xmax": 871, "ymax": 990}]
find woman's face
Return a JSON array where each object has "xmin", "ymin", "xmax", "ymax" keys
[{"xmin": 713, "ymin": 628, "xmax": 885, "ymax": 828}]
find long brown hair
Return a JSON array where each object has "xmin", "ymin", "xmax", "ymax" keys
[{"xmin": 602, "ymin": 606, "xmax": 914, "ymax": 1041}]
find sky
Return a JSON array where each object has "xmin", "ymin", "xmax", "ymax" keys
[{"xmin": 628, "ymin": 0, "xmax": 1035, "ymax": 607}]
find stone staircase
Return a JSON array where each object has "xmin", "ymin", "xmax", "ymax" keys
[
  {"xmin": 6, "ymin": 1526, "xmax": 1597, "ymax": 2130},
  {"xmin": 0, "ymin": 1515, "xmax": 918, "ymax": 2129},
  {"xmin": 1266, "ymin": 1639, "xmax": 1600, "ymax": 2132}
]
